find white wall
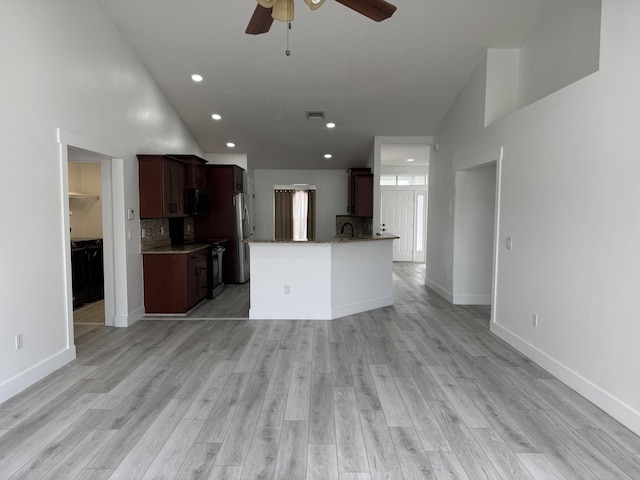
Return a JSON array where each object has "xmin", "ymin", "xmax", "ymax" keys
[
  {"xmin": 484, "ymin": 49, "xmax": 520, "ymax": 126},
  {"xmin": 425, "ymin": 59, "xmax": 487, "ymax": 297},
  {"xmin": 427, "ymin": 0, "xmax": 640, "ymax": 434},
  {"xmin": 253, "ymin": 169, "xmax": 347, "ymax": 240},
  {"xmin": 519, "ymin": 0, "xmax": 601, "ymax": 107},
  {"xmin": 0, "ymin": 0, "xmax": 201, "ymax": 402},
  {"xmin": 68, "ymin": 162, "xmax": 103, "ymax": 238},
  {"xmin": 204, "ymin": 153, "xmax": 248, "ymax": 170},
  {"xmin": 380, "ymin": 165, "xmax": 429, "ymax": 175}
]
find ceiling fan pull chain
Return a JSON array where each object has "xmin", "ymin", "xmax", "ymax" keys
[{"xmin": 285, "ymin": 21, "xmax": 291, "ymax": 56}]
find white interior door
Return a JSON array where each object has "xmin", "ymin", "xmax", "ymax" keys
[{"xmin": 381, "ymin": 190, "xmax": 415, "ymax": 261}]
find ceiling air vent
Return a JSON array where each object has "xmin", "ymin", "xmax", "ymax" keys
[{"xmin": 306, "ymin": 111, "xmax": 325, "ymax": 120}]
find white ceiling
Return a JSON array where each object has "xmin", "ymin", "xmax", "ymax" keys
[{"xmin": 98, "ymin": 0, "xmax": 556, "ymax": 170}]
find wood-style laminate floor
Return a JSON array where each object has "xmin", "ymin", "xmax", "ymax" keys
[
  {"xmin": 2, "ymin": 263, "xmax": 640, "ymax": 479},
  {"xmin": 184, "ymin": 283, "xmax": 250, "ymax": 319},
  {"xmin": 73, "ymin": 300, "xmax": 106, "ymax": 324}
]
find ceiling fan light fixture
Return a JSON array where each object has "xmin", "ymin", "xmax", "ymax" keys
[
  {"xmin": 257, "ymin": 0, "xmax": 275, "ymax": 8},
  {"xmin": 304, "ymin": 0, "xmax": 325, "ymax": 11},
  {"xmin": 272, "ymin": 0, "xmax": 294, "ymax": 22}
]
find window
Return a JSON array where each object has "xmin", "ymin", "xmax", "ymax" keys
[
  {"xmin": 380, "ymin": 174, "xmax": 427, "ymax": 186},
  {"xmin": 274, "ymin": 186, "xmax": 316, "ymax": 241},
  {"xmin": 416, "ymin": 194, "xmax": 425, "ymax": 253},
  {"xmin": 380, "ymin": 175, "xmax": 397, "ymax": 186}
]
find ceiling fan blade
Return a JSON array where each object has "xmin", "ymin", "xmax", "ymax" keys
[
  {"xmin": 246, "ymin": 4, "xmax": 274, "ymax": 35},
  {"xmin": 335, "ymin": 0, "xmax": 397, "ymax": 22}
]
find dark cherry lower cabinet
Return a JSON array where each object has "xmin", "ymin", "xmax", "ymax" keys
[{"xmin": 143, "ymin": 249, "xmax": 208, "ymax": 314}]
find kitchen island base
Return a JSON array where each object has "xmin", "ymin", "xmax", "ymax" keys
[{"xmin": 248, "ymin": 236, "xmax": 396, "ymax": 320}]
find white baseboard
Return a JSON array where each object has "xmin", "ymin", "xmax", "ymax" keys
[
  {"xmin": 114, "ymin": 306, "xmax": 145, "ymax": 328},
  {"xmin": 0, "ymin": 347, "xmax": 76, "ymax": 404},
  {"xmin": 492, "ymin": 322, "xmax": 640, "ymax": 437},
  {"xmin": 128, "ymin": 306, "xmax": 145, "ymax": 326},
  {"xmin": 249, "ymin": 296, "xmax": 394, "ymax": 321},
  {"xmin": 249, "ymin": 307, "xmax": 333, "ymax": 320},
  {"xmin": 452, "ymin": 293, "xmax": 492, "ymax": 305},
  {"xmin": 424, "ymin": 277, "xmax": 454, "ymax": 303},
  {"xmin": 331, "ymin": 296, "xmax": 394, "ymax": 320}
]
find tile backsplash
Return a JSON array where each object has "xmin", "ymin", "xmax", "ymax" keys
[
  {"xmin": 140, "ymin": 217, "xmax": 195, "ymax": 251},
  {"xmin": 335, "ymin": 215, "xmax": 373, "ymax": 238},
  {"xmin": 140, "ymin": 218, "xmax": 170, "ymax": 250}
]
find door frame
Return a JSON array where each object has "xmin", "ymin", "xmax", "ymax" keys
[{"xmin": 58, "ymin": 129, "xmax": 127, "ymax": 343}]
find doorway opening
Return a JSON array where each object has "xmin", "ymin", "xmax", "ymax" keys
[
  {"xmin": 378, "ymin": 141, "xmax": 431, "ymax": 264},
  {"xmin": 452, "ymin": 154, "xmax": 501, "ymax": 312},
  {"xmin": 68, "ymin": 149, "xmax": 106, "ymax": 325}
]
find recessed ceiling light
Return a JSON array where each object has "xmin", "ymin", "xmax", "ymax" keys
[
  {"xmin": 407, "ymin": 158, "xmax": 415, "ymax": 162},
  {"xmin": 226, "ymin": 142, "xmax": 236, "ymax": 148},
  {"xmin": 326, "ymin": 122, "xmax": 336, "ymax": 129},
  {"xmin": 191, "ymin": 74, "xmax": 203, "ymax": 82},
  {"xmin": 211, "ymin": 113, "xmax": 222, "ymax": 120},
  {"xmin": 324, "ymin": 153, "xmax": 332, "ymax": 159}
]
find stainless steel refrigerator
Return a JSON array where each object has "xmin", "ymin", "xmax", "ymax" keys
[
  {"xmin": 234, "ymin": 192, "xmax": 250, "ymax": 283},
  {"xmin": 194, "ymin": 165, "xmax": 250, "ymax": 285}
]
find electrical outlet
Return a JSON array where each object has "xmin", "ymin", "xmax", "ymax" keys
[
  {"xmin": 532, "ymin": 314, "xmax": 538, "ymax": 327},
  {"xmin": 15, "ymin": 334, "xmax": 23, "ymax": 350},
  {"xmin": 141, "ymin": 229, "xmax": 146, "ymax": 239},
  {"xmin": 160, "ymin": 226, "xmax": 165, "ymax": 235},
  {"xmin": 284, "ymin": 285, "xmax": 290, "ymax": 295}
]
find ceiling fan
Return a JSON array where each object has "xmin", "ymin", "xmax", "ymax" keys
[{"xmin": 246, "ymin": 0, "xmax": 397, "ymax": 35}]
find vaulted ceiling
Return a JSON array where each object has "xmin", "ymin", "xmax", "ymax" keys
[{"xmin": 98, "ymin": 0, "xmax": 556, "ymax": 169}]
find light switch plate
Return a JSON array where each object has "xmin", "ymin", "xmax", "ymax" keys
[{"xmin": 506, "ymin": 236, "xmax": 513, "ymax": 250}]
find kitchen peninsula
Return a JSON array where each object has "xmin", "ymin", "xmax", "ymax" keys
[{"xmin": 247, "ymin": 234, "xmax": 398, "ymax": 320}]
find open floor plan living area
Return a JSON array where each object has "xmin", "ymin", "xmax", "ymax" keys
[{"xmin": 3, "ymin": 1, "xmax": 640, "ymax": 479}]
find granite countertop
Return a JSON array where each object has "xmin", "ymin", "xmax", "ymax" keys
[
  {"xmin": 246, "ymin": 234, "xmax": 399, "ymax": 244},
  {"xmin": 142, "ymin": 244, "xmax": 210, "ymax": 254}
]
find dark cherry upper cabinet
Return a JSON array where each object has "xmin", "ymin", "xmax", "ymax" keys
[
  {"xmin": 169, "ymin": 154, "xmax": 208, "ymax": 190},
  {"xmin": 347, "ymin": 168, "xmax": 373, "ymax": 217},
  {"xmin": 138, "ymin": 155, "xmax": 187, "ymax": 218}
]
